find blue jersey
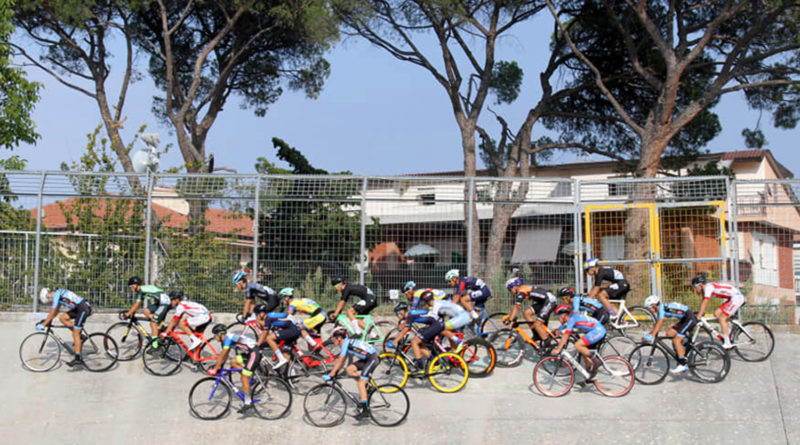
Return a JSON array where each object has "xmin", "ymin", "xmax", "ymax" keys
[
  {"xmin": 572, "ymin": 296, "xmax": 603, "ymax": 315},
  {"xmin": 339, "ymin": 337, "xmax": 377, "ymax": 360},
  {"xmin": 222, "ymin": 332, "xmax": 257, "ymax": 351},
  {"xmin": 406, "ymin": 309, "xmax": 436, "ymax": 326},
  {"xmin": 51, "ymin": 289, "xmax": 84, "ymax": 310},
  {"xmin": 455, "ymin": 276, "xmax": 489, "ymax": 295},
  {"xmin": 656, "ymin": 302, "xmax": 691, "ymax": 321},
  {"xmin": 560, "ymin": 313, "xmax": 603, "ymax": 335},
  {"xmin": 265, "ymin": 312, "xmax": 296, "ymax": 328}
]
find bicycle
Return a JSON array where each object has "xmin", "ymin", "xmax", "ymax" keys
[
  {"xmin": 303, "ymin": 376, "xmax": 409, "ymax": 427},
  {"xmin": 605, "ymin": 299, "xmax": 655, "ymax": 338},
  {"xmin": 105, "ymin": 311, "xmax": 166, "ymax": 361},
  {"xmin": 627, "ymin": 334, "xmax": 730, "ymax": 385},
  {"xmin": 323, "ymin": 313, "xmax": 394, "ymax": 355},
  {"xmin": 532, "ymin": 349, "xmax": 635, "ymax": 397},
  {"xmin": 694, "ymin": 315, "xmax": 774, "ymax": 362},
  {"xmin": 141, "ymin": 329, "xmax": 219, "ymax": 376},
  {"xmin": 19, "ymin": 324, "xmax": 119, "ymax": 372},
  {"xmin": 227, "ymin": 318, "xmax": 338, "ymax": 365},
  {"xmin": 188, "ymin": 367, "xmax": 292, "ymax": 420}
]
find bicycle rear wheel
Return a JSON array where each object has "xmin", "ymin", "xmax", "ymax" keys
[
  {"xmin": 533, "ymin": 356, "xmax": 574, "ymax": 397},
  {"xmin": 303, "ymin": 383, "xmax": 346, "ymax": 427},
  {"xmin": 488, "ymin": 329, "xmax": 525, "ymax": 367},
  {"xmin": 370, "ymin": 352, "xmax": 409, "ymax": 391},
  {"xmin": 105, "ymin": 322, "xmax": 144, "ymax": 361},
  {"xmin": 732, "ymin": 322, "xmax": 774, "ymax": 362},
  {"xmin": 286, "ymin": 352, "xmax": 328, "ymax": 395},
  {"xmin": 479, "ymin": 312, "xmax": 506, "ymax": 337},
  {"xmin": 252, "ymin": 376, "xmax": 292, "ymax": 420},
  {"xmin": 81, "ymin": 333, "xmax": 119, "ymax": 372},
  {"xmin": 689, "ymin": 342, "xmax": 730, "ymax": 383},
  {"xmin": 628, "ymin": 343, "xmax": 669, "ymax": 385},
  {"xmin": 19, "ymin": 332, "xmax": 61, "ymax": 372},
  {"xmin": 593, "ymin": 356, "xmax": 635, "ymax": 397},
  {"xmin": 143, "ymin": 337, "xmax": 184, "ymax": 376},
  {"xmin": 458, "ymin": 337, "xmax": 496, "ymax": 377},
  {"xmin": 368, "ymin": 384, "xmax": 409, "ymax": 427},
  {"xmin": 427, "ymin": 352, "xmax": 468, "ymax": 393},
  {"xmin": 365, "ymin": 320, "xmax": 395, "ymax": 344},
  {"xmin": 188, "ymin": 377, "xmax": 231, "ymax": 420},
  {"xmin": 620, "ymin": 306, "xmax": 655, "ymax": 338},
  {"xmin": 600, "ymin": 335, "xmax": 637, "ymax": 360}
]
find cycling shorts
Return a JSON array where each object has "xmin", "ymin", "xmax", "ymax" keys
[
  {"xmin": 185, "ymin": 313, "xmax": 211, "ymax": 331},
  {"xmin": 352, "ymin": 353, "xmax": 380, "ymax": 380},
  {"xmin": 579, "ymin": 325, "xmax": 606, "ymax": 348},
  {"xmin": 66, "ymin": 301, "xmax": 92, "ymax": 330},
  {"xmin": 237, "ymin": 347, "xmax": 262, "ymax": 375},
  {"xmin": 603, "ymin": 281, "xmax": 630, "ymax": 300},
  {"xmin": 302, "ymin": 313, "xmax": 326, "ymax": 333},
  {"xmin": 147, "ymin": 303, "xmax": 170, "ymax": 324},
  {"xmin": 274, "ymin": 324, "xmax": 301, "ymax": 343},
  {"xmin": 444, "ymin": 312, "xmax": 471, "ymax": 331},
  {"xmin": 531, "ymin": 299, "xmax": 556, "ymax": 323},
  {"xmin": 671, "ymin": 313, "xmax": 697, "ymax": 338},
  {"xmin": 417, "ymin": 320, "xmax": 445, "ymax": 342},
  {"xmin": 467, "ymin": 288, "xmax": 491, "ymax": 305},
  {"xmin": 718, "ymin": 294, "xmax": 745, "ymax": 317},
  {"xmin": 353, "ymin": 298, "xmax": 378, "ymax": 315},
  {"xmin": 592, "ymin": 307, "xmax": 610, "ymax": 325}
]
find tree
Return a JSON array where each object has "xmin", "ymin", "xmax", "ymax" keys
[{"xmin": 1, "ymin": 0, "xmax": 40, "ymax": 150}]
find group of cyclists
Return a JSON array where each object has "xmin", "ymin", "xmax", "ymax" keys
[{"xmin": 33, "ymin": 257, "xmax": 748, "ymax": 415}]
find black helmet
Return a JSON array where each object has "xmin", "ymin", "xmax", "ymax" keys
[
  {"xmin": 393, "ymin": 302, "xmax": 409, "ymax": 314},
  {"xmin": 691, "ymin": 273, "xmax": 707, "ymax": 287},
  {"xmin": 168, "ymin": 290, "xmax": 184, "ymax": 300},
  {"xmin": 557, "ymin": 286, "xmax": 575, "ymax": 299},
  {"xmin": 253, "ymin": 303, "xmax": 269, "ymax": 314},
  {"xmin": 128, "ymin": 276, "xmax": 143, "ymax": 286},
  {"xmin": 211, "ymin": 323, "xmax": 227, "ymax": 336},
  {"xmin": 331, "ymin": 276, "xmax": 345, "ymax": 286},
  {"xmin": 331, "ymin": 328, "xmax": 348, "ymax": 339}
]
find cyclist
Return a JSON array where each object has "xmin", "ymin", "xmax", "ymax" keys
[
  {"xmin": 583, "ymin": 258, "xmax": 630, "ymax": 318},
  {"xmin": 232, "ymin": 270, "xmax": 279, "ymax": 321},
  {"xmin": 641, "ymin": 295, "xmax": 697, "ymax": 373},
  {"xmin": 122, "ymin": 276, "xmax": 171, "ymax": 348},
  {"xmin": 163, "ymin": 290, "xmax": 212, "ymax": 351},
  {"xmin": 389, "ymin": 293, "xmax": 444, "ymax": 373},
  {"xmin": 329, "ymin": 276, "xmax": 379, "ymax": 338},
  {"xmin": 256, "ymin": 308, "xmax": 300, "ymax": 369},
  {"xmin": 504, "ymin": 277, "xmax": 557, "ymax": 346},
  {"xmin": 692, "ymin": 273, "xmax": 744, "ymax": 349},
  {"xmin": 557, "ymin": 286, "xmax": 610, "ymax": 325},
  {"xmin": 207, "ymin": 323, "xmax": 260, "ymax": 412},
  {"xmin": 37, "ymin": 288, "xmax": 92, "ymax": 367},
  {"xmin": 395, "ymin": 285, "xmax": 468, "ymax": 352},
  {"xmin": 280, "ymin": 287, "xmax": 326, "ymax": 350},
  {"xmin": 402, "ymin": 280, "xmax": 448, "ymax": 310},
  {"xmin": 551, "ymin": 304, "xmax": 606, "ymax": 382},
  {"xmin": 324, "ymin": 328, "xmax": 380, "ymax": 420},
  {"xmin": 445, "ymin": 269, "xmax": 491, "ymax": 321}
]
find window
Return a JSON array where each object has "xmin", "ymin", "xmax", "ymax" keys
[
  {"xmin": 549, "ymin": 182, "xmax": 572, "ymax": 198},
  {"xmin": 608, "ymin": 182, "xmax": 634, "ymax": 197},
  {"xmin": 418, "ymin": 193, "xmax": 435, "ymax": 206}
]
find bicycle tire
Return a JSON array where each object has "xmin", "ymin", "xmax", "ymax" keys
[
  {"xmin": 286, "ymin": 352, "xmax": 328, "ymax": 395},
  {"xmin": 479, "ymin": 312, "xmax": 507, "ymax": 336},
  {"xmin": 458, "ymin": 337, "xmax": 496, "ymax": 377},
  {"xmin": 368, "ymin": 384, "xmax": 409, "ymax": 427},
  {"xmin": 620, "ymin": 306, "xmax": 655, "ymax": 338},
  {"xmin": 370, "ymin": 352, "xmax": 409, "ymax": 391},
  {"xmin": 105, "ymin": 322, "xmax": 144, "ymax": 361},
  {"xmin": 365, "ymin": 320, "xmax": 394, "ymax": 344},
  {"xmin": 252, "ymin": 375, "xmax": 293, "ymax": 420},
  {"xmin": 427, "ymin": 352, "xmax": 469, "ymax": 393},
  {"xmin": 382, "ymin": 327, "xmax": 409, "ymax": 353},
  {"xmin": 533, "ymin": 356, "xmax": 574, "ymax": 397},
  {"xmin": 19, "ymin": 332, "xmax": 61, "ymax": 372},
  {"xmin": 303, "ymin": 383, "xmax": 347, "ymax": 427},
  {"xmin": 689, "ymin": 342, "xmax": 730, "ymax": 383},
  {"xmin": 143, "ymin": 337, "xmax": 184, "ymax": 376},
  {"xmin": 188, "ymin": 377, "xmax": 231, "ymax": 420},
  {"xmin": 321, "ymin": 338, "xmax": 340, "ymax": 358},
  {"xmin": 628, "ymin": 343, "xmax": 669, "ymax": 385},
  {"xmin": 488, "ymin": 329, "xmax": 525, "ymax": 367},
  {"xmin": 599, "ymin": 335, "xmax": 637, "ymax": 360},
  {"xmin": 81, "ymin": 333, "xmax": 119, "ymax": 372},
  {"xmin": 593, "ymin": 356, "xmax": 635, "ymax": 397},
  {"xmin": 732, "ymin": 321, "xmax": 774, "ymax": 362}
]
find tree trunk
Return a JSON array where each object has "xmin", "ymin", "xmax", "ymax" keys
[{"xmin": 460, "ymin": 124, "xmax": 481, "ymax": 277}]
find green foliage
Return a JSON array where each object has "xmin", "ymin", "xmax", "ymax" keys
[
  {"xmin": 742, "ymin": 128, "xmax": 767, "ymax": 149},
  {"xmin": 489, "ymin": 60, "xmax": 523, "ymax": 105}
]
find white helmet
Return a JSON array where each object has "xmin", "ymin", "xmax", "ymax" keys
[
  {"xmin": 445, "ymin": 269, "xmax": 459, "ymax": 281},
  {"xmin": 39, "ymin": 288, "xmax": 51, "ymax": 304},
  {"xmin": 643, "ymin": 295, "xmax": 660, "ymax": 307}
]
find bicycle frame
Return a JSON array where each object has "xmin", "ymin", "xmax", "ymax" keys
[
  {"xmin": 333, "ymin": 314, "xmax": 385, "ymax": 343},
  {"xmin": 605, "ymin": 299, "xmax": 638, "ymax": 330},
  {"xmin": 694, "ymin": 316, "xmax": 749, "ymax": 346},
  {"xmin": 167, "ymin": 330, "xmax": 219, "ymax": 364}
]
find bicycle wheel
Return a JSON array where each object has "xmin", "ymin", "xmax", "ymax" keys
[
  {"xmin": 368, "ymin": 384, "xmax": 410, "ymax": 427},
  {"xmin": 188, "ymin": 377, "xmax": 231, "ymax": 420},
  {"xmin": 365, "ymin": 320, "xmax": 395, "ymax": 344},
  {"xmin": 192, "ymin": 341, "xmax": 218, "ymax": 372},
  {"xmin": 143, "ymin": 337, "xmax": 184, "ymax": 376},
  {"xmin": 427, "ymin": 352, "xmax": 469, "ymax": 393},
  {"xmin": 488, "ymin": 329, "xmax": 525, "ymax": 368},
  {"xmin": 593, "ymin": 356, "xmax": 635, "ymax": 397},
  {"xmin": 599, "ymin": 335, "xmax": 637, "ymax": 360},
  {"xmin": 533, "ymin": 356, "xmax": 574, "ymax": 397},
  {"xmin": 382, "ymin": 327, "xmax": 409, "ymax": 353},
  {"xmin": 479, "ymin": 312, "xmax": 506, "ymax": 337},
  {"xmin": 689, "ymin": 342, "xmax": 730, "ymax": 383},
  {"xmin": 620, "ymin": 306, "xmax": 655, "ymax": 338},
  {"xmin": 252, "ymin": 375, "xmax": 293, "ymax": 420},
  {"xmin": 370, "ymin": 352, "xmax": 409, "ymax": 391},
  {"xmin": 19, "ymin": 332, "xmax": 61, "ymax": 372},
  {"xmin": 105, "ymin": 322, "xmax": 144, "ymax": 361},
  {"xmin": 458, "ymin": 337, "xmax": 496, "ymax": 377},
  {"xmin": 286, "ymin": 352, "xmax": 328, "ymax": 395},
  {"xmin": 81, "ymin": 333, "xmax": 119, "ymax": 372},
  {"xmin": 732, "ymin": 322, "xmax": 774, "ymax": 362},
  {"xmin": 303, "ymin": 383, "xmax": 347, "ymax": 428},
  {"xmin": 628, "ymin": 343, "xmax": 669, "ymax": 385}
]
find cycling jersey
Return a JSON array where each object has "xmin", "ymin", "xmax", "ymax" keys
[
  {"xmin": 287, "ymin": 297, "xmax": 326, "ymax": 332},
  {"xmin": 559, "ymin": 313, "xmax": 606, "ymax": 347},
  {"xmin": 455, "ymin": 276, "xmax": 492, "ymax": 305},
  {"xmin": 514, "ymin": 286, "xmax": 556, "ymax": 305},
  {"xmin": 136, "ymin": 285, "xmax": 169, "ymax": 307},
  {"xmin": 222, "ymin": 332, "xmax": 257, "ymax": 351},
  {"xmin": 339, "ymin": 338, "xmax": 377, "ymax": 360},
  {"xmin": 571, "ymin": 296, "xmax": 603, "ymax": 314},
  {"xmin": 409, "ymin": 288, "xmax": 448, "ymax": 309},
  {"xmin": 51, "ymin": 289, "xmax": 84, "ymax": 310},
  {"xmin": 593, "ymin": 267, "xmax": 630, "ymax": 299},
  {"xmin": 340, "ymin": 284, "xmax": 375, "ymax": 302},
  {"xmin": 703, "ymin": 282, "xmax": 745, "ymax": 317},
  {"xmin": 245, "ymin": 282, "xmax": 280, "ymax": 310},
  {"xmin": 431, "ymin": 300, "xmax": 470, "ymax": 330},
  {"xmin": 264, "ymin": 312, "xmax": 299, "ymax": 328},
  {"xmin": 173, "ymin": 301, "xmax": 209, "ymax": 320},
  {"xmin": 656, "ymin": 302, "xmax": 691, "ymax": 321}
]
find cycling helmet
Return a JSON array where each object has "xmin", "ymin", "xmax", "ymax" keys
[
  {"xmin": 168, "ymin": 290, "xmax": 184, "ymax": 300},
  {"xmin": 445, "ymin": 269, "xmax": 459, "ymax": 282},
  {"xmin": 554, "ymin": 304, "xmax": 571, "ymax": 317},
  {"xmin": 331, "ymin": 275, "xmax": 345, "ymax": 286},
  {"xmin": 644, "ymin": 295, "xmax": 660, "ymax": 307},
  {"xmin": 211, "ymin": 323, "xmax": 227, "ymax": 336},
  {"xmin": 232, "ymin": 270, "xmax": 248, "ymax": 284},
  {"xmin": 557, "ymin": 286, "xmax": 575, "ymax": 299},
  {"xmin": 691, "ymin": 273, "xmax": 707, "ymax": 287},
  {"xmin": 505, "ymin": 277, "xmax": 522, "ymax": 291},
  {"xmin": 402, "ymin": 280, "xmax": 416, "ymax": 293},
  {"xmin": 127, "ymin": 276, "xmax": 143, "ymax": 286},
  {"xmin": 253, "ymin": 303, "xmax": 269, "ymax": 314},
  {"xmin": 331, "ymin": 328, "xmax": 348, "ymax": 339},
  {"xmin": 393, "ymin": 302, "xmax": 409, "ymax": 314},
  {"xmin": 39, "ymin": 288, "xmax": 51, "ymax": 304},
  {"xmin": 278, "ymin": 287, "xmax": 294, "ymax": 298},
  {"xmin": 584, "ymin": 258, "xmax": 599, "ymax": 270}
]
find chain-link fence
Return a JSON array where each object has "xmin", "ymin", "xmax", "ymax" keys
[{"xmin": 0, "ymin": 171, "xmax": 796, "ymax": 323}]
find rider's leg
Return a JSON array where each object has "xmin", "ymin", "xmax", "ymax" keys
[
  {"xmin": 523, "ymin": 308, "xmax": 537, "ymax": 338},
  {"xmin": 596, "ymin": 289, "xmax": 617, "ymax": 317},
  {"xmin": 60, "ymin": 313, "xmax": 83, "ymax": 355},
  {"xmin": 346, "ymin": 306, "xmax": 364, "ymax": 333},
  {"xmin": 715, "ymin": 307, "xmax": 732, "ymax": 347},
  {"xmin": 266, "ymin": 332, "xmax": 289, "ymax": 367}
]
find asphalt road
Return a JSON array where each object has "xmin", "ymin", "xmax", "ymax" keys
[{"xmin": 1, "ymin": 314, "xmax": 798, "ymax": 445}]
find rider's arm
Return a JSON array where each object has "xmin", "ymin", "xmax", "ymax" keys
[
  {"xmin": 553, "ymin": 329, "xmax": 571, "ymax": 354},
  {"xmin": 331, "ymin": 299, "xmax": 346, "ymax": 318},
  {"xmin": 40, "ymin": 306, "xmax": 59, "ymax": 327},
  {"xmin": 696, "ymin": 298, "xmax": 709, "ymax": 320},
  {"xmin": 126, "ymin": 301, "xmax": 142, "ymax": 318},
  {"xmin": 506, "ymin": 304, "xmax": 520, "ymax": 323},
  {"xmin": 649, "ymin": 318, "xmax": 664, "ymax": 338},
  {"xmin": 328, "ymin": 355, "xmax": 346, "ymax": 378},
  {"xmin": 211, "ymin": 346, "xmax": 231, "ymax": 372}
]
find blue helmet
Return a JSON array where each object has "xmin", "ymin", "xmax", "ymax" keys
[
  {"xmin": 583, "ymin": 258, "xmax": 599, "ymax": 271},
  {"xmin": 505, "ymin": 277, "xmax": 522, "ymax": 291},
  {"xmin": 232, "ymin": 270, "xmax": 248, "ymax": 284},
  {"xmin": 402, "ymin": 280, "xmax": 416, "ymax": 293}
]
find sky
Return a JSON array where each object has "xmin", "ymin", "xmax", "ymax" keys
[{"xmin": 9, "ymin": 16, "xmax": 800, "ymax": 178}]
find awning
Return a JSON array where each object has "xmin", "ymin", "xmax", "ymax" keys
[
  {"xmin": 404, "ymin": 243, "xmax": 439, "ymax": 257},
  {"xmin": 511, "ymin": 227, "xmax": 562, "ymax": 263}
]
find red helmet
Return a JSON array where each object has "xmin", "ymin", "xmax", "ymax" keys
[{"xmin": 554, "ymin": 304, "xmax": 571, "ymax": 317}]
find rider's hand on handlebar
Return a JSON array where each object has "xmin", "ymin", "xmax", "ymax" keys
[
  {"xmin": 119, "ymin": 311, "xmax": 129, "ymax": 320},
  {"xmin": 207, "ymin": 368, "xmax": 218, "ymax": 376},
  {"xmin": 35, "ymin": 323, "xmax": 44, "ymax": 331},
  {"xmin": 642, "ymin": 334, "xmax": 654, "ymax": 343},
  {"xmin": 322, "ymin": 374, "xmax": 331, "ymax": 382},
  {"xmin": 502, "ymin": 315, "xmax": 511, "ymax": 325}
]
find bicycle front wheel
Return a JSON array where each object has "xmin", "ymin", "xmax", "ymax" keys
[
  {"xmin": 733, "ymin": 322, "xmax": 774, "ymax": 362},
  {"xmin": 533, "ymin": 356, "xmax": 574, "ymax": 397},
  {"xmin": 303, "ymin": 383, "xmax": 346, "ymax": 428},
  {"xmin": 479, "ymin": 312, "xmax": 507, "ymax": 337},
  {"xmin": 488, "ymin": 329, "xmax": 525, "ymax": 368},
  {"xmin": 81, "ymin": 333, "xmax": 119, "ymax": 372},
  {"xmin": 599, "ymin": 335, "xmax": 637, "ymax": 360},
  {"xmin": 105, "ymin": 322, "xmax": 144, "ymax": 361},
  {"xmin": 370, "ymin": 352, "xmax": 409, "ymax": 391},
  {"xmin": 286, "ymin": 352, "xmax": 328, "ymax": 395},
  {"xmin": 459, "ymin": 337, "xmax": 496, "ymax": 377},
  {"xmin": 427, "ymin": 352, "xmax": 469, "ymax": 393},
  {"xmin": 689, "ymin": 342, "xmax": 730, "ymax": 383},
  {"xmin": 188, "ymin": 377, "xmax": 231, "ymax": 420},
  {"xmin": 368, "ymin": 384, "xmax": 410, "ymax": 427},
  {"xmin": 252, "ymin": 376, "xmax": 292, "ymax": 420},
  {"xmin": 143, "ymin": 337, "xmax": 184, "ymax": 376},
  {"xmin": 593, "ymin": 356, "xmax": 635, "ymax": 397},
  {"xmin": 628, "ymin": 343, "xmax": 669, "ymax": 385},
  {"xmin": 19, "ymin": 332, "xmax": 61, "ymax": 372}
]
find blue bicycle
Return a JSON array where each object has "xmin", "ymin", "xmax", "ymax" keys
[{"xmin": 188, "ymin": 367, "xmax": 292, "ymax": 420}]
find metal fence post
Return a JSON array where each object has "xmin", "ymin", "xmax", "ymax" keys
[
  {"xmin": 359, "ymin": 177, "xmax": 368, "ymax": 285},
  {"xmin": 574, "ymin": 179, "xmax": 583, "ymax": 293},
  {"xmin": 729, "ymin": 179, "xmax": 740, "ymax": 287},
  {"xmin": 467, "ymin": 177, "xmax": 475, "ymax": 276},
  {"xmin": 252, "ymin": 177, "xmax": 261, "ymax": 279},
  {"xmin": 32, "ymin": 171, "xmax": 46, "ymax": 312},
  {"xmin": 143, "ymin": 172, "xmax": 154, "ymax": 283}
]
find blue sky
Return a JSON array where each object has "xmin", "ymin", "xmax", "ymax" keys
[{"xmin": 10, "ymin": 18, "xmax": 799, "ymax": 178}]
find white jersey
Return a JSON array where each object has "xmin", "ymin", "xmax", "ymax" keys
[
  {"xmin": 703, "ymin": 282, "xmax": 743, "ymax": 301},
  {"xmin": 430, "ymin": 300, "xmax": 466, "ymax": 320},
  {"xmin": 173, "ymin": 300, "xmax": 209, "ymax": 320}
]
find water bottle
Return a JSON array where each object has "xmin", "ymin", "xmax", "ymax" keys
[{"xmin": 560, "ymin": 350, "xmax": 590, "ymax": 379}]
